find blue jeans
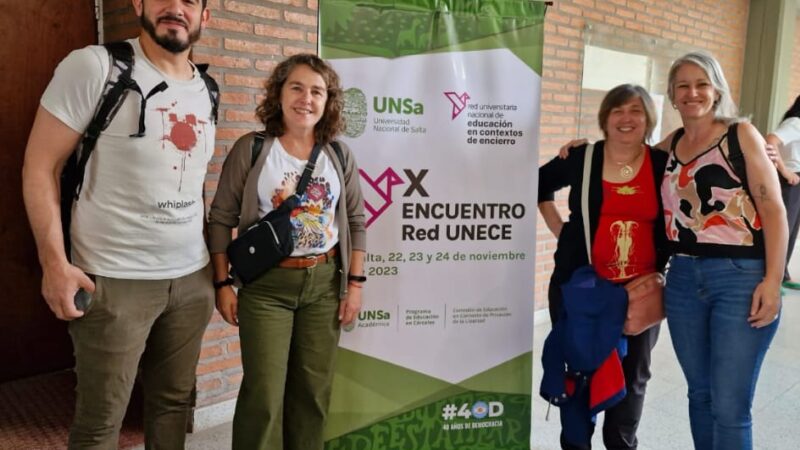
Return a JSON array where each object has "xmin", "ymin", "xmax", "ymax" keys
[{"xmin": 665, "ymin": 255, "xmax": 779, "ymax": 450}]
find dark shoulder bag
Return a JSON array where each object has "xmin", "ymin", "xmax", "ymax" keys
[{"xmin": 226, "ymin": 139, "xmax": 322, "ymax": 284}]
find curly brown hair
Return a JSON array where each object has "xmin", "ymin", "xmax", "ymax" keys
[{"xmin": 255, "ymin": 54, "xmax": 345, "ymax": 144}]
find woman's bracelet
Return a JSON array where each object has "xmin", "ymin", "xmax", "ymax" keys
[{"xmin": 348, "ymin": 280, "xmax": 364, "ymax": 288}]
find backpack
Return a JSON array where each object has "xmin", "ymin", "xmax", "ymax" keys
[{"xmin": 60, "ymin": 41, "xmax": 220, "ymax": 259}]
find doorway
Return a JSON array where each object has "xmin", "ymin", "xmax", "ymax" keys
[{"xmin": 0, "ymin": 0, "xmax": 97, "ymax": 382}]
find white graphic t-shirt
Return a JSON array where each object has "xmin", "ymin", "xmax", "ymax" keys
[
  {"xmin": 41, "ymin": 38, "xmax": 215, "ymax": 279},
  {"xmin": 257, "ymin": 139, "xmax": 341, "ymax": 256}
]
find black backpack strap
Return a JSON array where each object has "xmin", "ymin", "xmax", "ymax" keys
[
  {"xmin": 196, "ymin": 63, "xmax": 220, "ymax": 124},
  {"xmin": 61, "ymin": 41, "xmax": 138, "ymax": 259},
  {"xmin": 105, "ymin": 41, "xmax": 134, "ymax": 65},
  {"xmin": 69, "ymin": 41, "xmax": 138, "ymax": 200},
  {"xmin": 330, "ymin": 140, "xmax": 347, "ymax": 171},
  {"xmin": 251, "ymin": 131, "xmax": 265, "ymax": 167},
  {"xmin": 104, "ymin": 42, "xmax": 168, "ymax": 139},
  {"xmin": 669, "ymin": 128, "xmax": 685, "ymax": 154},
  {"xmin": 726, "ymin": 122, "xmax": 750, "ymax": 191}
]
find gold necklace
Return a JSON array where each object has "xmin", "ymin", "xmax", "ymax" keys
[{"xmin": 608, "ymin": 146, "xmax": 644, "ymax": 179}]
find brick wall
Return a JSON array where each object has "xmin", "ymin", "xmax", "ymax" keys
[
  {"xmin": 788, "ymin": 15, "xmax": 800, "ymax": 109},
  {"xmin": 102, "ymin": 0, "xmax": 319, "ymax": 410},
  {"xmin": 535, "ymin": 0, "xmax": 750, "ymax": 311}
]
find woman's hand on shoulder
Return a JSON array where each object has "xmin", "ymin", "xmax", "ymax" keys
[
  {"xmin": 557, "ymin": 138, "xmax": 588, "ymax": 159},
  {"xmin": 215, "ymin": 286, "xmax": 239, "ymax": 326}
]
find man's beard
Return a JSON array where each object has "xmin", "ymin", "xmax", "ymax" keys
[{"xmin": 140, "ymin": 12, "xmax": 201, "ymax": 54}]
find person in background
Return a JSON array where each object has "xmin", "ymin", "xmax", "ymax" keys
[
  {"xmin": 208, "ymin": 53, "xmax": 366, "ymax": 450},
  {"xmin": 538, "ymin": 84, "xmax": 668, "ymax": 450},
  {"xmin": 766, "ymin": 94, "xmax": 800, "ymax": 289}
]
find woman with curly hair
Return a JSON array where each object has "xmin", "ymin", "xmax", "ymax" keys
[{"xmin": 208, "ymin": 54, "xmax": 367, "ymax": 450}]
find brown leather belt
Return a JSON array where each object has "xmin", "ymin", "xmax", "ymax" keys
[{"xmin": 277, "ymin": 247, "xmax": 337, "ymax": 269}]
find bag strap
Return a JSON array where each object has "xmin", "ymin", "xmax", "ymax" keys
[
  {"xmin": 330, "ymin": 140, "xmax": 346, "ymax": 171},
  {"xmin": 68, "ymin": 41, "xmax": 138, "ymax": 200},
  {"xmin": 725, "ymin": 122, "xmax": 749, "ymax": 186},
  {"xmin": 294, "ymin": 144, "xmax": 323, "ymax": 196},
  {"xmin": 61, "ymin": 41, "xmax": 140, "ymax": 258},
  {"xmin": 251, "ymin": 131, "xmax": 265, "ymax": 167},
  {"xmin": 196, "ymin": 63, "xmax": 220, "ymax": 124},
  {"xmin": 669, "ymin": 128, "xmax": 685, "ymax": 153},
  {"xmin": 258, "ymin": 141, "xmax": 323, "ymax": 220},
  {"xmin": 249, "ymin": 134, "xmax": 321, "ymax": 192},
  {"xmin": 582, "ymin": 143, "xmax": 594, "ymax": 265}
]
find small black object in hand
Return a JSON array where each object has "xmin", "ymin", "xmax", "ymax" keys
[{"xmin": 74, "ymin": 289, "xmax": 92, "ymax": 312}]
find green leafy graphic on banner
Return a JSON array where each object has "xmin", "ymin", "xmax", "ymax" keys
[
  {"xmin": 325, "ymin": 349, "xmax": 532, "ymax": 447},
  {"xmin": 325, "ymin": 391, "xmax": 531, "ymax": 450},
  {"xmin": 320, "ymin": 0, "xmax": 546, "ymax": 71}
]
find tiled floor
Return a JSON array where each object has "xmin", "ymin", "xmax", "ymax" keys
[{"xmin": 0, "ymin": 371, "xmax": 144, "ymax": 449}]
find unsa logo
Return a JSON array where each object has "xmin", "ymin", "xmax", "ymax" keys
[
  {"xmin": 342, "ymin": 87, "xmax": 367, "ymax": 138},
  {"xmin": 359, "ymin": 310, "xmax": 391, "ymax": 321},
  {"xmin": 373, "ymin": 96, "xmax": 424, "ymax": 115}
]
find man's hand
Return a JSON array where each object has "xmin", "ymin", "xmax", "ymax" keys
[
  {"xmin": 23, "ymin": 107, "xmax": 88, "ymax": 321},
  {"xmin": 42, "ymin": 262, "xmax": 94, "ymax": 320}
]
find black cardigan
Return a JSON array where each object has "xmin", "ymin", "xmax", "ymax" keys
[{"xmin": 538, "ymin": 141, "xmax": 669, "ymax": 321}]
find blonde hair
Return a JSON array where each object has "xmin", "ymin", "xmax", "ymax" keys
[{"xmin": 667, "ymin": 51, "xmax": 740, "ymax": 123}]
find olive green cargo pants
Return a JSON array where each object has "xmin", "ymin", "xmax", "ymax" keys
[
  {"xmin": 233, "ymin": 258, "xmax": 341, "ymax": 450},
  {"xmin": 68, "ymin": 265, "xmax": 214, "ymax": 450}
]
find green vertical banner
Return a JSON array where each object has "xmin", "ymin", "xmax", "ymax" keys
[{"xmin": 320, "ymin": 1, "xmax": 546, "ymax": 449}]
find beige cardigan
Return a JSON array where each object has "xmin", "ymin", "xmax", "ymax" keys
[{"xmin": 208, "ymin": 132, "xmax": 367, "ymax": 298}]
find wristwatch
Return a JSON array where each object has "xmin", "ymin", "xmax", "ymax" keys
[
  {"xmin": 213, "ymin": 277, "xmax": 235, "ymax": 289},
  {"xmin": 348, "ymin": 274, "xmax": 367, "ymax": 283}
]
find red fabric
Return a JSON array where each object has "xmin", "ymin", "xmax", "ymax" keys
[
  {"xmin": 593, "ymin": 149, "xmax": 658, "ymax": 283},
  {"xmin": 589, "ymin": 349, "xmax": 626, "ymax": 411},
  {"xmin": 565, "ymin": 377, "xmax": 576, "ymax": 396}
]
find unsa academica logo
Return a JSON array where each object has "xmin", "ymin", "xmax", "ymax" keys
[
  {"xmin": 343, "ymin": 87, "xmax": 367, "ymax": 138},
  {"xmin": 343, "ymin": 309, "xmax": 391, "ymax": 332}
]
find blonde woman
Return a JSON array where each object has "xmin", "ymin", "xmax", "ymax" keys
[{"xmin": 659, "ymin": 52, "xmax": 785, "ymax": 450}]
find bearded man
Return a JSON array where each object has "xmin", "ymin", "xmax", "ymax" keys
[{"xmin": 22, "ymin": 1, "xmax": 218, "ymax": 447}]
